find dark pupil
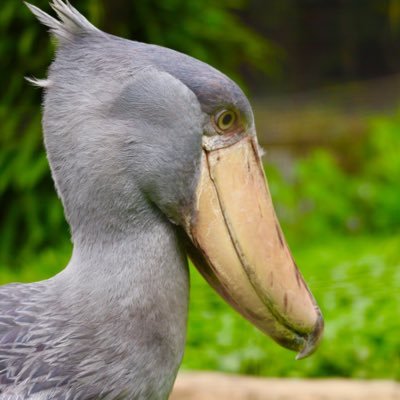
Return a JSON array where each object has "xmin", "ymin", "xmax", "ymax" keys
[{"xmin": 222, "ymin": 113, "xmax": 232, "ymax": 126}]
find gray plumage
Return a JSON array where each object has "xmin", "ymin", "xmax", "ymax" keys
[{"xmin": 0, "ymin": 1, "xmax": 253, "ymax": 399}]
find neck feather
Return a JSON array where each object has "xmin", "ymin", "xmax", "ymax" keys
[{"xmin": 52, "ymin": 205, "xmax": 189, "ymax": 397}]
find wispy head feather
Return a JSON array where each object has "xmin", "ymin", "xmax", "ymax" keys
[
  {"xmin": 25, "ymin": 76, "xmax": 52, "ymax": 88},
  {"xmin": 25, "ymin": 0, "xmax": 101, "ymax": 42}
]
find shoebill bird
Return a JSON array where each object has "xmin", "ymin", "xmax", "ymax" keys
[{"xmin": 0, "ymin": 1, "xmax": 323, "ymax": 399}]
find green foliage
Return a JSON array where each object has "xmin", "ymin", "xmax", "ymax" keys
[
  {"xmin": 0, "ymin": 0, "xmax": 276, "ymax": 265},
  {"xmin": 0, "ymin": 242, "xmax": 71, "ymax": 285},
  {"xmin": 0, "ymin": 0, "xmax": 66, "ymax": 263},
  {"xmin": 268, "ymin": 110, "xmax": 400, "ymax": 242},
  {"xmin": 100, "ymin": 0, "xmax": 281, "ymax": 82}
]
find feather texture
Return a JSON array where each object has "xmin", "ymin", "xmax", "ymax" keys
[
  {"xmin": 0, "ymin": 283, "xmax": 70, "ymax": 399},
  {"xmin": 25, "ymin": 0, "xmax": 101, "ymax": 42}
]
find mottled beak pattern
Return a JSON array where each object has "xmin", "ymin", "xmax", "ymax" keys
[{"xmin": 185, "ymin": 135, "xmax": 323, "ymax": 358}]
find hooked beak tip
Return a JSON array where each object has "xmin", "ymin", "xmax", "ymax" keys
[{"xmin": 296, "ymin": 311, "xmax": 324, "ymax": 360}]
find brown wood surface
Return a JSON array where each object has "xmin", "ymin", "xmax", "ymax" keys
[{"xmin": 171, "ymin": 372, "xmax": 400, "ymax": 400}]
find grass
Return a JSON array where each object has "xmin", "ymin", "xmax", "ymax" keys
[
  {"xmin": 0, "ymin": 234, "xmax": 398, "ymax": 379},
  {"xmin": 0, "ymin": 242, "xmax": 71, "ymax": 285}
]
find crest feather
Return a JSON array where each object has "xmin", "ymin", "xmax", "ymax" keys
[{"xmin": 25, "ymin": 0, "xmax": 100, "ymax": 42}]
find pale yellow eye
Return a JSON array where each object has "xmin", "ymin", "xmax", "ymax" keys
[{"xmin": 215, "ymin": 110, "xmax": 236, "ymax": 131}]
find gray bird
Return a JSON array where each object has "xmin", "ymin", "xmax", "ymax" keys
[{"xmin": 0, "ymin": 1, "xmax": 323, "ymax": 399}]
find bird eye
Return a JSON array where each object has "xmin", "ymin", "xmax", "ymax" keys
[{"xmin": 215, "ymin": 110, "xmax": 237, "ymax": 132}]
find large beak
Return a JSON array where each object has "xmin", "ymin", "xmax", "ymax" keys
[{"xmin": 183, "ymin": 135, "xmax": 323, "ymax": 358}]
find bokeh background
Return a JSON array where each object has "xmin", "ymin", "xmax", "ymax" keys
[{"xmin": 1, "ymin": 0, "xmax": 399, "ymax": 380}]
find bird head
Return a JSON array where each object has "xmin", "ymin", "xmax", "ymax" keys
[{"xmin": 27, "ymin": 0, "xmax": 323, "ymax": 359}]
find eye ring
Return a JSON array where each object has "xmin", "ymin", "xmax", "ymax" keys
[{"xmin": 215, "ymin": 110, "xmax": 237, "ymax": 132}]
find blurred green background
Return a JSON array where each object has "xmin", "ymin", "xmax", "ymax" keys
[{"xmin": 1, "ymin": 0, "xmax": 399, "ymax": 380}]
